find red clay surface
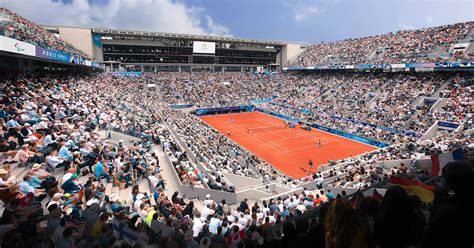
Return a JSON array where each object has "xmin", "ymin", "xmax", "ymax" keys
[{"xmin": 200, "ymin": 112, "xmax": 376, "ymax": 179}]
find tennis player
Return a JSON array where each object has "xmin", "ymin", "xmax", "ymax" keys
[
  {"xmin": 227, "ymin": 131, "xmax": 232, "ymax": 136},
  {"xmin": 308, "ymin": 159, "xmax": 314, "ymax": 173}
]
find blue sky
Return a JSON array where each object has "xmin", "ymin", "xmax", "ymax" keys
[{"xmin": 1, "ymin": 0, "xmax": 473, "ymax": 43}]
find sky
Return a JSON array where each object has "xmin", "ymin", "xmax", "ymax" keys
[{"xmin": 0, "ymin": 0, "xmax": 473, "ymax": 44}]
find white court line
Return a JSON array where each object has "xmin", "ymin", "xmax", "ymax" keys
[
  {"xmin": 226, "ymin": 121, "xmax": 288, "ymax": 153},
  {"xmin": 282, "ymin": 144, "xmax": 325, "ymax": 153},
  {"xmin": 230, "ymin": 114, "xmax": 333, "ymax": 153},
  {"xmin": 251, "ymin": 132, "xmax": 290, "ymax": 151},
  {"xmin": 248, "ymin": 117, "xmax": 330, "ymax": 146},
  {"xmin": 258, "ymin": 116, "xmax": 332, "ymax": 142},
  {"xmin": 255, "ymin": 111, "xmax": 379, "ymax": 149}
]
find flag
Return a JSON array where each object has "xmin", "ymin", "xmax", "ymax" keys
[
  {"xmin": 113, "ymin": 220, "xmax": 138, "ymax": 246},
  {"xmin": 372, "ymin": 189, "xmax": 384, "ymax": 203},
  {"xmin": 430, "ymin": 149, "xmax": 463, "ymax": 176},
  {"xmin": 349, "ymin": 189, "xmax": 365, "ymax": 209},
  {"xmin": 390, "ymin": 176, "xmax": 434, "ymax": 203},
  {"xmin": 20, "ymin": 192, "xmax": 34, "ymax": 207}
]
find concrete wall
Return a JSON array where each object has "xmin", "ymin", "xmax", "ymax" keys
[
  {"xmin": 281, "ymin": 43, "xmax": 303, "ymax": 65},
  {"xmin": 261, "ymin": 187, "xmax": 305, "ymax": 202},
  {"xmin": 379, "ymin": 158, "xmax": 432, "ymax": 171},
  {"xmin": 222, "ymin": 172, "xmax": 263, "ymax": 190},
  {"xmin": 162, "ymin": 144, "xmax": 239, "ymax": 204},
  {"xmin": 420, "ymin": 121, "xmax": 439, "ymax": 140},
  {"xmin": 236, "ymin": 188, "xmax": 273, "ymax": 202},
  {"xmin": 58, "ymin": 27, "xmax": 94, "ymax": 58},
  {"xmin": 326, "ymin": 187, "xmax": 387, "ymax": 197}
]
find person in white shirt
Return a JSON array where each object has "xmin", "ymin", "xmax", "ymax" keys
[
  {"xmin": 201, "ymin": 204, "xmax": 211, "ymax": 220},
  {"xmin": 147, "ymin": 171, "xmax": 160, "ymax": 188},
  {"xmin": 229, "ymin": 217, "xmax": 243, "ymax": 232},
  {"xmin": 238, "ymin": 212, "xmax": 248, "ymax": 227},
  {"xmin": 62, "ymin": 168, "xmax": 76, "ymax": 186},
  {"xmin": 192, "ymin": 213, "xmax": 204, "ymax": 237},
  {"xmin": 42, "ymin": 132, "xmax": 56, "ymax": 147},
  {"xmin": 34, "ymin": 117, "xmax": 49, "ymax": 130},
  {"xmin": 46, "ymin": 149, "xmax": 68, "ymax": 169},
  {"xmin": 203, "ymin": 194, "xmax": 213, "ymax": 206}
]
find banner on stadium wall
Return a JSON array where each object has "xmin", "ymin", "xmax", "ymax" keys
[
  {"xmin": 391, "ymin": 63, "xmax": 406, "ymax": 69},
  {"xmin": 286, "ymin": 61, "xmax": 473, "ymax": 72},
  {"xmin": 92, "ymin": 33, "xmax": 102, "ymax": 48},
  {"xmin": 195, "ymin": 105, "xmax": 254, "ymax": 116},
  {"xmin": 437, "ymin": 121, "xmax": 459, "ymax": 129},
  {"xmin": 91, "ymin": 61, "xmax": 104, "ymax": 69},
  {"xmin": 355, "ymin": 64, "xmax": 373, "ymax": 69},
  {"xmin": 35, "ymin": 46, "xmax": 71, "ymax": 63},
  {"xmin": 170, "ymin": 104, "xmax": 194, "ymax": 109},
  {"xmin": 0, "ymin": 36, "xmax": 36, "ymax": 56},
  {"xmin": 251, "ymin": 98, "xmax": 273, "ymax": 104},
  {"xmin": 108, "ymin": 72, "xmax": 143, "ymax": 77},
  {"xmin": 406, "ymin": 62, "xmax": 436, "ymax": 68}
]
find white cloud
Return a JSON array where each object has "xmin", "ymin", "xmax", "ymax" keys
[
  {"xmin": 283, "ymin": 0, "xmax": 322, "ymax": 23},
  {"xmin": 425, "ymin": 15, "xmax": 433, "ymax": 23},
  {"xmin": 205, "ymin": 15, "xmax": 232, "ymax": 37},
  {"xmin": 0, "ymin": 0, "xmax": 231, "ymax": 36}
]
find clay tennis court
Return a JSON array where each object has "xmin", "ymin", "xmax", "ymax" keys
[{"xmin": 200, "ymin": 111, "xmax": 376, "ymax": 178}]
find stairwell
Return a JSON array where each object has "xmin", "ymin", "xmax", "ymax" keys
[{"xmin": 432, "ymin": 76, "xmax": 455, "ymax": 98}]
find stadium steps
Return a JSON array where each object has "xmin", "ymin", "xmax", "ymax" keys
[
  {"xmin": 151, "ymin": 145, "xmax": 178, "ymax": 199},
  {"xmin": 156, "ymin": 85, "xmax": 164, "ymax": 102},
  {"xmin": 10, "ymin": 164, "xmax": 30, "ymax": 182},
  {"xmin": 319, "ymin": 82, "xmax": 343, "ymax": 100},
  {"xmin": 401, "ymin": 111, "xmax": 421, "ymax": 130},
  {"xmin": 458, "ymin": 25, "xmax": 474, "ymax": 43},
  {"xmin": 432, "ymin": 76, "xmax": 455, "ymax": 98}
]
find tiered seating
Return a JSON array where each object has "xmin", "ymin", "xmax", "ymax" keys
[
  {"xmin": 0, "ymin": 8, "xmax": 91, "ymax": 60},
  {"xmin": 289, "ymin": 22, "xmax": 473, "ymax": 66},
  {"xmin": 1, "ymin": 72, "xmax": 472, "ymax": 248}
]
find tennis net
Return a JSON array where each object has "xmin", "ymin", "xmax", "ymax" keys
[{"xmin": 247, "ymin": 124, "xmax": 287, "ymax": 133}]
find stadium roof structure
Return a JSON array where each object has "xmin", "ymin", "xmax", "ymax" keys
[{"xmin": 43, "ymin": 25, "xmax": 309, "ymax": 47}]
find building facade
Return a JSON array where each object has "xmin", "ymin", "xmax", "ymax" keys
[{"xmin": 43, "ymin": 26, "xmax": 307, "ymax": 72}]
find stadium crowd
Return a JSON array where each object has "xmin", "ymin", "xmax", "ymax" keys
[
  {"xmin": 0, "ymin": 8, "xmax": 91, "ymax": 60},
  {"xmin": 0, "ymin": 72, "xmax": 472, "ymax": 248},
  {"xmin": 158, "ymin": 71, "xmax": 473, "ymax": 144},
  {"xmin": 289, "ymin": 22, "xmax": 473, "ymax": 67}
]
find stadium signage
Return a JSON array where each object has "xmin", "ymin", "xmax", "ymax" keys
[
  {"xmin": 193, "ymin": 41, "xmax": 216, "ymax": 54},
  {"xmin": 287, "ymin": 61, "xmax": 474, "ymax": 71},
  {"xmin": 0, "ymin": 36, "xmax": 103, "ymax": 69},
  {"xmin": 107, "ymin": 72, "xmax": 143, "ymax": 77},
  {"xmin": 36, "ymin": 46, "xmax": 71, "ymax": 63},
  {"xmin": 0, "ymin": 36, "xmax": 35, "ymax": 56},
  {"xmin": 196, "ymin": 105, "xmax": 255, "ymax": 116},
  {"xmin": 437, "ymin": 121, "xmax": 459, "ymax": 129}
]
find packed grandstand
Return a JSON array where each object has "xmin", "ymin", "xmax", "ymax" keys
[{"xmin": 0, "ymin": 6, "xmax": 473, "ymax": 248}]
